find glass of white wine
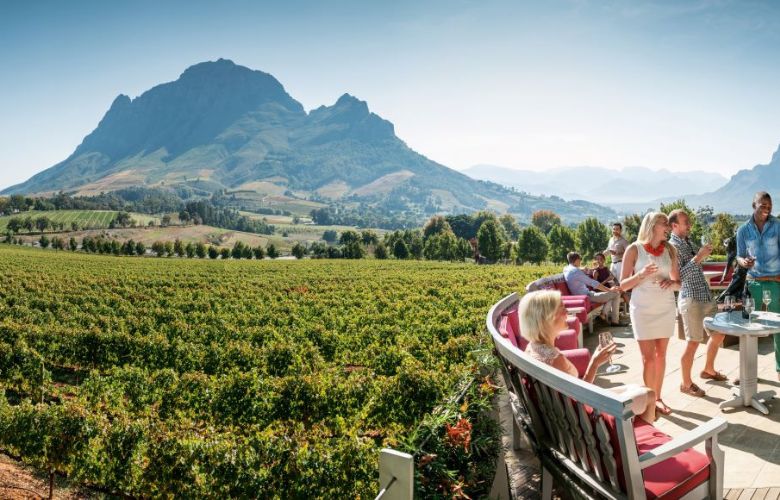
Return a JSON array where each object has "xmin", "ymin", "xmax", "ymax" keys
[
  {"xmin": 598, "ymin": 331, "xmax": 621, "ymax": 374},
  {"xmin": 763, "ymin": 289, "xmax": 772, "ymax": 312},
  {"xmin": 744, "ymin": 297, "xmax": 755, "ymax": 325}
]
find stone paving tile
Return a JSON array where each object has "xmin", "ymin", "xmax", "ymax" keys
[{"xmin": 584, "ymin": 317, "xmax": 780, "ymax": 489}]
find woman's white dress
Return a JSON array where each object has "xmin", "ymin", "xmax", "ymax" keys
[{"xmin": 629, "ymin": 243, "xmax": 676, "ymax": 340}]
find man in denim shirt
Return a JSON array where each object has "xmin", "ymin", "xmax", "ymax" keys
[
  {"xmin": 563, "ymin": 251, "xmax": 623, "ymax": 325},
  {"xmin": 736, "ymin": 191, "xmax": 780, "ymax": 380}
]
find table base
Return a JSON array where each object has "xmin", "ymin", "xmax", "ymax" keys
[{"xmin": 719, "ymin": 388, "xmax": 776, "ymax": 415}]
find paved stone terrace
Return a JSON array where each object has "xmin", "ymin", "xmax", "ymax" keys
[{"xmin": 501, "ymin": 315, "xmax": 780, "ymax": 497}]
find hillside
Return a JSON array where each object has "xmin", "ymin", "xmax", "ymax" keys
[{"xmin": 3, "ymin": 59, "xmax": 616, "ymax": 222}]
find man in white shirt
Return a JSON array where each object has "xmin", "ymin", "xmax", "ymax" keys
[{"xmin": 605, "ymin": 223, "xmax": 629, "ymax": 284}]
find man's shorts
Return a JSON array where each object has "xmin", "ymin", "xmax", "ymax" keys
[{"xmin": 677, "ymin": 296, "xmax": 718, "ymax": 343}]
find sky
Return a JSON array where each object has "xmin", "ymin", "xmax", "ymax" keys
[{"xmin": 2, "ymin": 0, "xmax": 780, "ymax": 190}]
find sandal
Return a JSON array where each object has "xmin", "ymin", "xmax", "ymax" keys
[
  {"xmin": 655, "ymin": 399, "xmax": 672, "ymax": 415},
  {"xmin": 680, "ymin": 382, "xmax": 705, "ymax": 397},
  {"xmin": 700, "ymin": 371, "xmax": 727, "ymax": 382}
]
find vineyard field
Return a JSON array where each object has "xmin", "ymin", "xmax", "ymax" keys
[
  {"xmin": 0, "ymin": 246, "xmax": 555, "ymax": 497},
  {"xmin": 0, "ymin": 210, "xmax": 161, "ymax": 232}
]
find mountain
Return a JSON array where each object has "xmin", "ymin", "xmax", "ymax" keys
[
  {"xmin": 668, "ymin": 145, "xmax": 780, "ymax": 214},
  {"xmin": 3, "ymin": 59, "xmax": 615, "ymax": 222},
  {"xmin": 462, "ymin": 164, "xmax": 728, "ymax": 206}
]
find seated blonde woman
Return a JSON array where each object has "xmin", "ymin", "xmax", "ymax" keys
[{"xmin": 519, "ymin": 290, "xmax": 657, "ymax": 423}]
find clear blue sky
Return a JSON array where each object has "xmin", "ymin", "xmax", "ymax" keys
[{"xmin": 2, "ymin": 0, "xmax": 780, "ymax": 190}]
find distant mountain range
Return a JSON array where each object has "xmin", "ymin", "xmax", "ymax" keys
[
  {"xmin": 2, "ymin": 59, "xmax": 616, "ymax": 222},
  {"xmin": 462, "ymin": 165, "xmax": 728, "ymax": 206}
]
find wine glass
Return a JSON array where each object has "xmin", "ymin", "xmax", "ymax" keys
[
  {"xmin": 763, "ymin": 289, "xmax": 772, "ymax": 312},
  {"xmin": 744, "ymin": 297, "xmax": 755, "ymax": 325},
  {"xmin": 701, "ymin": 234, "xmax": 711, "ymax": 246},
  {"xmin": 598, "ymin": 331, "xmax": 621, "ymax": 374},
  {"xmin": 723, "ymin": 295, "xmax": 734, "ymax": 322}
]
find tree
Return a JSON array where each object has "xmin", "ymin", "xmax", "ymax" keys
[
  {"xmin": 499, "ymin": 214, "xmax": 521, "ymax": 241},
  {"xmin": 709, "ymin": 213, "xmax": 737, "ymax": 255},
  {"xmin": 185, "ymin": 242, "xmax": 195, "ymax": 258},
  {"xmin": 174, "ymin": 239, "xmax": 185, "ymax": 257},
  {"xmin": 39, "ymin": 235, "xmax": 50, "ymax": 248},
  {"xmin": 531, "ymin": 210, "xmax": 561, "ymax": 234},
  {"xmin": 115, "ymin": 211, "xmax": 132, "ymax": 228},
  {"xmin": 576, "ymin": 217, "xmax": 608, "ymax": 260},
  {"xmin": 660, "ymin": 199, "xmax": 701, "ymax": 242},
  {"xmin": 252, "ymin": 246, "xmax": 265, "ymax": 259},
  {"xmin": 422, "ymin": 215, "xmax": 452, "ymax": 240},
  {"xmin": 69, "ymin": 237, "xmax": 78, "ymax": 252},
  {"xmin": 423, "ymin": 231, "xmax": 460, "ymax": 261},
  {"xmin": 374, "ymin": 243, "xmax": 388, "ymax": 259},
  {"xmin": 71, "ymin": 221, "xmax": 79, "ymax": 232},
  {"xmin": 517, "ymin": 226, "xmax": 549, "ymax": 264},
  {"xmin": 35, "ymin": 216, "xmax": 50, "ymax": 233},
  {"xmin": 208, "ymin": 246, "xmax": 219, "ymax": 259},
  {"xmin": 7, "ymin": 218, "xmax": 22, "ymax": 234},
  {"xmin": 342, "ymin": 241, "xmax": 365, "ymax": 259},
  {"xmin": 322, "ymin": 230, "xmax": 338, "ymax": 243},
  {"xmin": 151, "ymin": 241, "xmax": 166, "ymax": 257},
  {"xmin": 195, "ymin": 242, "xmax": 207, "ymax": 258},
  {"xmin": 220, "ymin": 247, "xmax": 231, "ymax": 259},
  {"xmin": 339, "ymin": 230, "xmax": 360, "ymax": 245},
  {"xmin": 135, "ymin": 241, "xmax": 146, "ymax": 256},
  {"xmin": 164, "ymin": 241, "xmax": 174, "ymax": 257},
  {"xmin": 409, "ymin": 233, "xmax": 424, "ymax": 259},
  {"xmin": 267, "ymin": 244, "xmax": 279, "ymax": 259},
  {"xmin": 291, "ymin": 242, "xmax": 306, "ymax": 259},
  {"xmin": 476, "ymin": 219, "xmax": 506, "ymax": 263},
  {"xmin": 393, "ymin": 239, "xmax": 409, "ymax": 259},
  {"xmin": 161, "ymin": 214, "xmax": 172, "ymax": 227},
  {"xmin": 232, "ymin": 241, "xmax": 246, "ymax": 259},
  {"xmin": 547, "ymin": 225, "xmax": 576, "ymax": 263},
  {"xmin": 360, "ymin": 230, "xmax": 379, "ymax": 246},
  {"xmin": 622, "ymin": 214, "xmax": 642, "ymax": 243}
]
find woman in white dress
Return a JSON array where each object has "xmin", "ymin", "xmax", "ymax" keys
[{"xmin": 620, "ymin": 212, "xmax": 681, "ymax": 415}]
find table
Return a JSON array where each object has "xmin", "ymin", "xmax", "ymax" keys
[
  {"xmin": 703, "ymin": 270, "xmax": 723, "ymax": 281},
  {"xmin": 704, "ymin": 311, "xmax": 780, "ymax": 414}
]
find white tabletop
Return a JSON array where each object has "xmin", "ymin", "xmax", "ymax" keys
[
  {"xmin": 705, "ymin": 312, "xmax": 780, "ymax": 337},
  {"xmin": 703, "ymin": 270, "xmax": 722, "ymax": 280}
]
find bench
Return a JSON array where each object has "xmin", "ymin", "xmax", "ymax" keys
[
  {"xmin": 488, "ymin": 292, "xmax": 728, "ymax": 499},
  {"xmin": 526, "ymin": 273, "xmax": 604, "ymax": 334},
  {"xmin": 498, "ymin": 307, "xmax": 591, "ymax": 378},
  {"xmin": 702, "ymin": 262, "xmax": 733, "ymax": 292}
]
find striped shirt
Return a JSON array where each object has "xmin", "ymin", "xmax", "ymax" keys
[{"xmin": 669, "ymin": 233, "xmax": 711, "ymax": 302}]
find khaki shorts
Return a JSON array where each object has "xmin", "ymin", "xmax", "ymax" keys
[{"xmin": 677, "ymin": 297, "xmax": 718, "ymax": 343}]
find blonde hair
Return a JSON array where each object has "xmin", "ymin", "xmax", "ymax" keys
[
  {"xmin": 636, "ymin": 212, "xmax": 677, "ymax": 258},
  {"xmin": 519, "ymin": 290, "xmax": 561, "ymax": 345}
]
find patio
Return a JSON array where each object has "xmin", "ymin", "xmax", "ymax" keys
[{"xmin": 586, "ymin": 319, "xmax": 780, "ymax": 491}]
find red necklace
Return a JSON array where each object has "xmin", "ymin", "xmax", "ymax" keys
[{"xmin": 643, "ymin": 242, "xmax": 665, "ymax": 257}]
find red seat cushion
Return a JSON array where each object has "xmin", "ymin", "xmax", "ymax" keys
[
  {"xmin": 560, "ymin": 348, "xmax": 589, "ymax": 378},
  {"xmin": 498, "ymin": 316, "xmax": 519, "ymax": 349},
  {"xmin": 634, "ymin": 419, "xmax": 711, "ymax": 499},
  {"xmin": 597, "ymin": 416, "xmax": 711, "ymax": 499}
]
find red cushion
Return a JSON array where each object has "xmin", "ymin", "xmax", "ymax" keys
[
  {"xmin": 507, "ymin": 308, "xmax": 519, "ymax": 333},
  {"xmin": 498, "ymin": 316, "xmax": 519, "ymax": 348},
  {"xmin": 634, "ymin": 419, "xmax": 711, "ymax": 499},
  {"xmin": 566, "ymin": 317, "xmax": 581, "ymax": 336},
  {"xmin": 554, "ymin": 329, "xmax": 578, "ymax": 351},
  {"xmin": 598, "ymin": 416, "xmax": 711, "ymax": 499},
  {"xmin": 560, "ymin": 348, "xmax": 590, "ymax": 378}
]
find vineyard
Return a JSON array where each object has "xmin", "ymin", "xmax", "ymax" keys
[
  {"xmin": 0, "ymin": 210, "xmax": 161, "ymax": 232},
  {"xmin": 0, "ymin": 246, "xmax": 555, "ymax": 497}
]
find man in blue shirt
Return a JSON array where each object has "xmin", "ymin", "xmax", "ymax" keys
[
  {"xmin": 736, "ymin": 191, "xmax": 780, "ymax": 380},
  {"xmin": 563, "ymin": 251, "xmax": 623, "ymax": 325}
]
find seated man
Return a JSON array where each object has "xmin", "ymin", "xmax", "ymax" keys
[{"xmin": 564, "ymin": 251, "xmax": 623, "ymax": 326}]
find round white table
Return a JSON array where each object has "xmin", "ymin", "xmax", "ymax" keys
[{"xmin": 704, "ymin": 311, "xmax": 780, "ymax": 414}]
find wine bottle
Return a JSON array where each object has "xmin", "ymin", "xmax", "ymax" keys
[{"xmin": 742, "ymin": 281, "xmax": 752, "ymax": 319}]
